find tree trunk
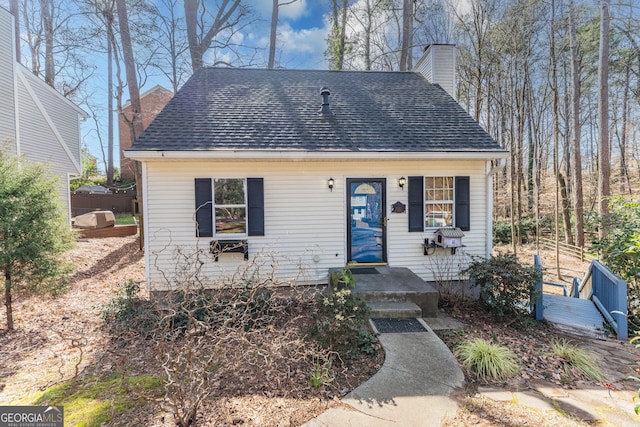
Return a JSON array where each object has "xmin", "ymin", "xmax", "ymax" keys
[
  {"xmin": 184, "ymin": 0, "xmax": 202, "ymax": 70},
  {"xmin": 40, "ymin": 0, "xmax": 54, "ymax": 87},
  {"xmin": 620, "ymin": 64, "xmax": 630, "ymax": 194},
  {"xmin": 550, "ymin": 0, "xmax": 560, "ymax": 277},
  {"xmin": 400, "ymin": 0, "xmax": 411, "ymax": 71},
  {"xmin": 568, "ymin": 1, "xmax": 584, "ymax": 247},
  {"xmin": 10, "ymin": 0, "xmax": 20, "ymax": 63},
  {"xmin": 105, "ymin": 4, "xmax": 115, "ymax": 186},
  {"xmin": 268, "ymin": 0, "xmax": 278, "ymax": 69},
  {"xmin": 363, "ymin": 0, "xmax": 372, "ymax": 71},
  {"xmin": 4, "ymin": 269, "xmax": 13, "ymax": 331},
  {"xmin": 597, "ymin": 0, "xmax": 610, "ymax": 239},
  {"xmin": 115, "ymin": 0, "xmax": 145, "ymax": 240},
  {"xmin": 338, "ymin": 0, "xmax": 348, "ymax": 70},
  {"xmin": 559, "ymin": 174, "xmax": 573, "ymax": 244}
]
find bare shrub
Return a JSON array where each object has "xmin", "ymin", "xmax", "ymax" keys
[
  {"xmin": 424, "ymin": 250, "xmax": 473, "ymax": 307},
  {"xmin": 100, "ymin": 243, "xmax": 380, "ymax": 426},
  {"xmin": 153, "ymin": 281, "xmax": 332, "ymax": 426}
]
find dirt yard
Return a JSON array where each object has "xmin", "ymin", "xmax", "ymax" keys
[
  {"xmin": 0, "ymin": 236, "xmax": 382, "ymax": 426},
  {"xmin": 1, "ymin": 236, "xmax": 638, "ymax": 426}
]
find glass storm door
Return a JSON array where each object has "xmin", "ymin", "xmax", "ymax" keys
[{"xmin": 347, "ymin": 178, "xmax": 386, "ymax": 264}]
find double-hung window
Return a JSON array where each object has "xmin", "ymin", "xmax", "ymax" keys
[
  {"xmin": 425, "ymin": 177, "xmax": 454, "ymax": 228},
  {"xmin": 408, "ymin": 176, "xmax": 470, "ymax": 232},
  {"xmin": 195, "ymin": 177, "xmax": 264, "ymax": 238},
  {"xmin": 214, "ymin": 178, "xmax": 246, "ymax": 235}
]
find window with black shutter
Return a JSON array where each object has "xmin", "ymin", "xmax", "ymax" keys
[
  {"xmin": 408, "ymin": 175, "xmax": 470, "ymax": 232},
  {"xmin": 194, "ymin": 178, "xmax": 265, "ymax": 237},
  {"xmin": 247, "ymin": 178, "xmax": 264, "ymax": 236},
  {"xmin": 195, "ymin": 178, "xmax": 213, "ymax": 237}
]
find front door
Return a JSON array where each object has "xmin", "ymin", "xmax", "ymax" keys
[{"xmin": 347, "ymin": 178, "xmax": 386, "ymax": 264}]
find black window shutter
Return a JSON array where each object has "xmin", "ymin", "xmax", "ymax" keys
[
  {"xmin": 408, "ymin": 176, "xmax": 424, "ymax": 232},
  {"xmin": 247, "ymin": 178, "xmax": 264, "ymax": 236},
  {"xmin": 455, "ymin": 176, "xmax": 470, "ymax": 231},
  {"xmin": 195, "ymin": 178, "xmax": 213, "ymax": 237}
]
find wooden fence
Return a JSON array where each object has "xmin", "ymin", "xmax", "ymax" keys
[
  {"xmin": 539, "ymin": 237, "xmax": 597, "ymax": 262},
  {"xmin": 71, "ymin": 193, "xmax": 135, "ymax": 217}
]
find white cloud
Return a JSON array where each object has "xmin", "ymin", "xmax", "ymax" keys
[
  {"xmin": 252, "ymin": 0, "xmax": 309, "ymax": 21},
  {"xmin": 265, "ymin": 20, "xmax": 330, "ymax": 69}
]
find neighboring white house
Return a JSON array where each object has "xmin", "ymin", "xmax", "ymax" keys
[
  {"xmin": 0, "ymin": 6, "xmax": 87, "ymax": 224},
  {"xmin": 126, "ymin": 45, "xmax": 508, "ymax": 292}
]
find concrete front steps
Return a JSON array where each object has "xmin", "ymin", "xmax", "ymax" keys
[
  {"xmin": 367, "ymin": 301, "xmax": 423, "ymax": 318},
  {"xmin": 345, "ymin": 266, "xmax": 439, "ymax": 319}
]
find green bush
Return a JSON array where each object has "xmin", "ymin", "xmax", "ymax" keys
[
  {"xmin": 589, "ymin": 197, "xmax": 640, "ymax": 330},
  {"xmin": 590, "ymin": 197, "xmax": 640, "ymax": 290},
  {"xmin": 493, "ymin": 221, "xmax": 513, "ymax": 245},
  {"xmin": 456, "ymin": 338, "xmax": 520, "ymax": 381},
  {"xmin": 493, "ymin": 215, "xmax": 553, "ymax": 245},
  {"xmin": 464, "ymin": 253, "xmax": 540, "ymax": 319},
  {"xmin": 101, "ymin": 280, "xmax": 158, "ymax": 335},
  {"xmin": 311, "ymin": 267, "xmax": 371, "ymax": 355}
]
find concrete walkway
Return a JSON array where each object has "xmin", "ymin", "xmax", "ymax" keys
[
  {"xmin": 478, "ymin": 333, "xmax": 640, "ymax": 427},
  {"xmin": 304, "ymin": 320, "xmax": 464, "ymax": 426}
]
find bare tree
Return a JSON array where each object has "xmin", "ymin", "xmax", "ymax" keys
[
  {"xmin": 550, "ymin": 0, "xmax": 561, "ymax": 276},
  {"xmin": 9, "ymin": 0, "xmax": 19, "ymax": 62},
  {"xmin": 184, "ymin": 0, "xmax": 245, "ymax": 71},
  {"xmin": 399, "ymin": 0, "xmax": 412, "ymax": 71},
  {"xmin": 40, "ymin": 0, "xmax": 54, "ymax": 86},
  {"xmin": 14, "ymin": 0, "xmax": 94, "ymax": 95},
  {"xmin": 568, "ymin": 0, "xmax": 584, "ymax": 247},
  {"xmin": 268, "ymin": 0, "xmax": 298, "ymax": 69},
  {"xmin": 115, "ymin": 0, "xmax": 144, "ymax": 217},
  {"xmin": 103, "ymin": 0, "xmax": 116, "ymax": 186},
  {"xmin": 326, "ymin": 0, "xmax": 350, "ymax": 70},
  {"xmin": 598, "ymin": 0, "xmax": 611, "ymax": 238},
  {"xmin": 149, "ymin": 0, "xmax": 191, "ymax": 92}
]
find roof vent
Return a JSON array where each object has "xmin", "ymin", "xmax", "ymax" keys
[{"xmin": 319, "ymin": 87, "xmax": 332, "ymax": 115}]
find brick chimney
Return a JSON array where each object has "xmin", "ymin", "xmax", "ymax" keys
[{"xmin": 413, "ymin": 44, "xmax": 457, "ymax": 101}]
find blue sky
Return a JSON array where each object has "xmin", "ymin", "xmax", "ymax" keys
[{"xmin": 94, "ymin": 0, "xmax": 336, "ymax": 170}]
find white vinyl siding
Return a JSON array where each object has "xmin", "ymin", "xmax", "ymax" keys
[
  {"xmin": 0, "ymin": 9, "xmax": 16, "ymax": 154},
  {"xmin": 143, "ymin": 159, "xmax": 489, "ymax": 291},
  {"xmin": 413, "ymin": 44, "xmax": 457, "ymax": 100}
]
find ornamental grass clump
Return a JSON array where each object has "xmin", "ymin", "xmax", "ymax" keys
[
  {"xmin": 456, "ymin": 338, "xmax": 520, "ymax": 381},
  {"xmin": 551, "ymin": 339, "xmax": 603, "ymax": 382}
]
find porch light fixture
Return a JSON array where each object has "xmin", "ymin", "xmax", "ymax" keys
[
  {"xmin": 328, "ymin": 177, "xmax": 335, "ymax": 192},
  {"xmin": 398, "ymin": 176, "xmax": 406, "ymax": 190}
]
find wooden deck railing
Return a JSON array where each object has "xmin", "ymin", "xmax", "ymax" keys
[
  {"xmin": 574, "ymin": 260, "xmax": 628, "ymax": 340},
  {"xmin": 539, "ymin": 238, "xmax": 596, "ymax": 262},
  {"xmin": 534, "ymin": 256, "xmax": 628, "ymax": 340}
]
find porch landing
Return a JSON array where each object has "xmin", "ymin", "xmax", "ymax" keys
[
  {"xmin": 346, "ymin": 266, "xmax": 439, "ymax": 318},
  {"xmin": 543, "ymin": 294, "xmax": 607, "ymax": 339}
]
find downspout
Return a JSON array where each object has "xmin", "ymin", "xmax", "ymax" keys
[
  {"xmin": 486, "ymin": 159, "xmax": 506, "ymax": 257},
  {"xmin": 142, "ymin": 161, "xmax": 151, "ymax": 293}
]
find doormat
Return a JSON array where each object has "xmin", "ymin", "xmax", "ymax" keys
[
  {"xmin": 351, "ymin": 267, "xmax": 379, "ymax": 274},
  {"xmin": 371, "ymin": 318, "xmax": 428, "ymax": 333}
]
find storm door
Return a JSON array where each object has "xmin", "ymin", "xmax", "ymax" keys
[{"xmin": 347, "ymin": 178, "xmax": 387, "ymax": 264}]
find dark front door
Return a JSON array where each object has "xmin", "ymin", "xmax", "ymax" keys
[{"xmin": 347, "ymin": 178, "xmax": 386, "ymax": 264}]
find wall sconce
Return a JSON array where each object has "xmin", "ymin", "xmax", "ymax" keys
[
  {"xmin": 328, "ymin": 177, "xmax": 335, "ymax": 192},
  {"xmin": 398, "ymin": 176, "xmax": 406, "ymax": 190}
]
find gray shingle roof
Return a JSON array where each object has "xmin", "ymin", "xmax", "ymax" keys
[{"xmin": 128, "ymin": 68, "xmax": 503, "ymax": 153}]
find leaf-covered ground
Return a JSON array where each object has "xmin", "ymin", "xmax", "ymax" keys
[
  {"xmin": 0, "ymin": 236, "xmax": 383, "ymax": 426},
  {"xmin": 1, "ymin": 236, "xmax": 638, "ymax": 426}
]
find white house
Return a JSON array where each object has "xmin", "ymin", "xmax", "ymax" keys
[
  {"xmin": 0, "ymin": 6, "xmax": 87, "ymax": 224},
  {"xmin": 126, "ymin": 45, "xmax": 508, "ymax": 292}
]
